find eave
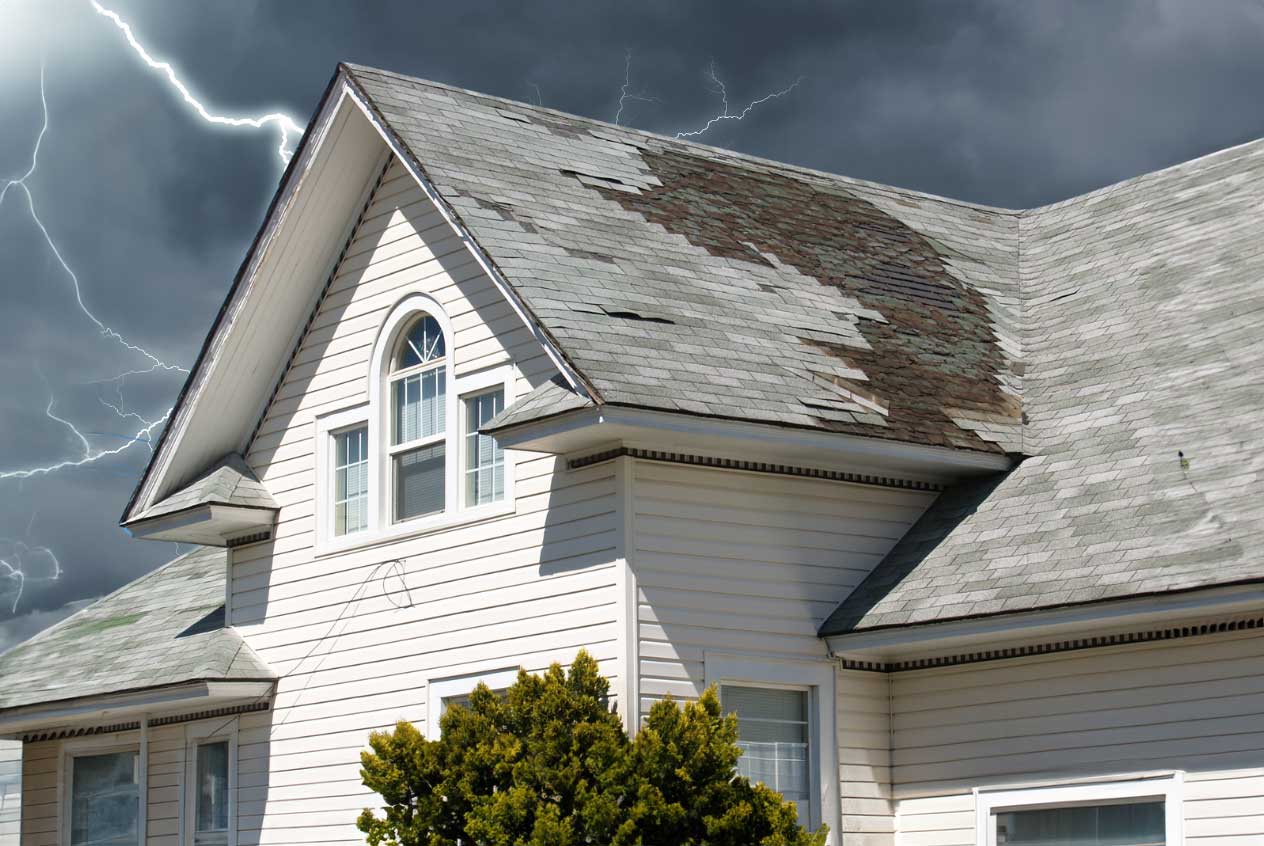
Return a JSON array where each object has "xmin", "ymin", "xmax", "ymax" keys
[
  {"xmin": 0, "ymin": 679, "xmax": 275, "ymax": 739},
  {"xmin": 824, "ymin": 581, "xmax": 1264, "ymax": 668},
  {"xmin": 493, "ymin": 403, "xmax": 1014, "ymax": 485},
  {"xmin": 123, "ymin": 502, "xmax": 277, "ymax": 547}
]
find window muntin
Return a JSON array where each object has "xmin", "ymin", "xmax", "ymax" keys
[
  {"xmin": 193, "ymin": 742, "xmax": 229, "ymax": 846},
  {"xmin": 389, "ymin": 314, "xmax": 448, "ymax": 523},
  {"xmin": 395, "ymin": 314, "xmax": 445, "ymax": 370},
  {"xmin": 464, "ymin": 389, "xmax": 505, "ymax": 507},
  {"xmin": 722, "ymin": 684, "xmax": 811, "ymax": 828},
  {"xmin": 333, "ymin": 426, "xmax": 368, "ymax": 536},
  {"xmin": 69, "ymin": 750, "xmax": 140, "ymax": 846},
  {"xmin": 995, "ymin": 802, "xmax": 1164, "ymax": 846}
]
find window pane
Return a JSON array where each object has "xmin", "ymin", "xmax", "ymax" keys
[
  {"xmin": 722, "ymin": 685, "xmax": 811, "ymax": 828},
  {"xmin": 395, "ymin": 443, "xmax": 445, "ymax": 520},
  {"xmin": 393, "ymin": 367, "xmax": 446, "ymax": 445},
  {"xmin": 195, "ymin": 741, "xmax": 229, "ymax": 840},
  {"xmin": 71, "ymin": 751, "xmax": 139, "ymax": 846},
  {"xmin": 333, "ymin": 426, "xmax": 368, "ymax": 536},
  {"xmin": 464, "ymin": 390, "xmax": 505, "ymax": 507},
  {"xmin": 996, "ymin": 802, "xmax": 1165, "ymax": 846},
  {"xmin": 442, "ymin": 687, "xmax": 508, "ymax": 713},
  {"xmin": 395, "ymin": 314, "xmax": 445, "ymax": 370}
]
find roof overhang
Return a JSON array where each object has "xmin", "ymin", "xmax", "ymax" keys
[
  {"xmin": 494, "ymin": 404, "xmax": 1013, "ymax": 484},
  {"xmin": 0, "ymin": 679, "xmax": 275, "ymax": 739},
  {"xmin": 824, "ymin": 581, "xmax": 1264, "ymax": 664},
  {"xmin": 123, "ymin": 503, "xmax": 277, "ymax": 546},
  {"xmin": 123, "ymin": 72, "xmax": 391, "ymax": 522}
]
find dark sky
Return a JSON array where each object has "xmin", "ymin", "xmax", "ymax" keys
[{"xmin": 3, "ymin": 0, "xmax": 1264, "ymax": 651}]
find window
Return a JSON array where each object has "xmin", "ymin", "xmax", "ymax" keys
[
  {"xmin": 722, "ymin": 685, "xmax": 811, "ymax": 828},
  {"xmin": 69, "ymin": 750, "xmax": 139, "ymax": 846},
  {"xmin": 191, "ymin": 742, "xmax": 229, "ymax": 846},
  {"xmin": 427, "ymin": 667, "xmax": 520, "ymax": 737},
  {"xmin": 389, "ymin": 314, "xmax": 448, "ymax": 521},
  {"xmin": 464, "ymin": 389, "xmax": 505, "ymax": 506},
  {"xmin": 333, "ymin": 426, "xmax": 368, "ymax": 536},
  {"xmin": 976, "ymin": 775, "xmax": 1183, "ymax": 846},
  {"xmin": 314, "ymin": 294, "xmax": 516, "ymax": 552},
  {"xmin": 183, "ymin": 724, "xmax": 236, "ymax": 846},
  {"xmin": 704, "ymin": 653, "xmax": 837, "ymax": 839}
]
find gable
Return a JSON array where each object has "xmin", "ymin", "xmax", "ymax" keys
[
  {"xmin": 244, "ymin": 156, "xmax": 561, "ymax": 504},
  {"xmin": 125, "ymin": 72, "xmax": 577, "ymax": 524}
]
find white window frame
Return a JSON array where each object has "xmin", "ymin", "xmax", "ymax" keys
[
  {"xmin": 974, "ymin": 772, "xmax": 1184, "ymax": 846},
  {"xmin": 59, "ymin": 736, "xmax": 143, "ymax": 846},
  {"xmin": 426, "ymin": 666, "xmax": 521, "ymax": 737},
  {"xmin": 314, "ymin": 292, "xmax": 516, "ymax": 556},
  {"xmin": 182, "ymin": 720, "xmax": 238, "ymax": 846},
  {"xmin": 315, "ymin": 404, "xmax": 371, "ymax": 546},
  {"xmin": 704, "ymin": 652, "xmax": 839, "ymax": 845}
]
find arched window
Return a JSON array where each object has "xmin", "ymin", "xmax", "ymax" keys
[
  {"xmin": 315, "ymin": 292, "xmax": 515, "ymax": 549},
  {"xmin": 389, "ymin": 314, "xmax": 448, "ymax": 521}
]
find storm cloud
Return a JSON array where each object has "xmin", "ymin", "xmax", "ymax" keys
[{"xmin": 2, "ymin": 0, "xmax": 1263, "ymax": 647}]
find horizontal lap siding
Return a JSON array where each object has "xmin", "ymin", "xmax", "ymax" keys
[
  {"xmin": 890, "ymin": 630, "xmax": 1264, "ymax": 846},
  {"xmin": 632, "ymin": 460, "xmax": 932, "ymax": 842},
  {"xmin": 235, "ymin": 158, "xmax": 620, "ymax": 846}
]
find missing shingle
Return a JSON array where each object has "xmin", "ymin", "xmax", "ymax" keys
[
  {"xmin": 473, "ymin": 196, "xmax": 537, "ymax": 232},
  {"xmin": 564, "ymin": 247, "xmax": 616, "ymax": 264},
  {"xmin": 599, "ymin": 305, "xmax": 676, "ymax": 324},
  {"xmin": 562, "ymin": 169, "xmax": 641, "ymax": 194}
]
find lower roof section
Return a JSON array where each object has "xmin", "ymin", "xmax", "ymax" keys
[{"xmin": 0, "ymin": 547, "xmax": 274, "ymax": 721}]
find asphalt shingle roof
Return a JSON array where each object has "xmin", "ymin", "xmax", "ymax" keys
[
  {"xmin": 345, "ymin": 65, "xmax": 1023, "ymax": 454},
  {"xmin": 132, "ymin": 453, "xmax": 278, "ymax": 523},
  {"xmin": 822, "ymin": 138, "xmax": 1264, "ymax": 634},
  {"xmin": 0, "ymin": 547, "xmax": 273, "ymax": 712}
]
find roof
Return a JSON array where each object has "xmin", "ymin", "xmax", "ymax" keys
[
  {"xmin": 130, "ymin": 453, "xmax": 278, "ymax": 523},
  {"xmin": 344, "ymin": 64, "xmax": 1023, "ymax": 455},
  {"xmin": 0, "ymin": 547, "xmax": 273, "ymax": 712},
  {"xmin": 822, "ymin": 136, "xmax": 1264, "ymax": 634},
  {"xmin": 484, "ymin": 375, "xmax": 595, "ymax": 433}
]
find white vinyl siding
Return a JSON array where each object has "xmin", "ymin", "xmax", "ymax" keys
[
  {"xmin": 631, "ymin": 459, "xmax": 934, "ymax": 844},
  {"xmin": 887, "ymin": 629, "xmax": 1264, "ymax": 846},
  {"xmin": 233, "ymin": 157, "xmax": 622, "ymax": 846}
]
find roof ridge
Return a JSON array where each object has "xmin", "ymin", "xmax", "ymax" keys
[{"xmin": 341, "ymin": 63, "xmax": 1021, "ymax": 216}]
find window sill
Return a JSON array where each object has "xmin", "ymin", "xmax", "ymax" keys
[{"xmin": 314, "ymin": 499, "xmax": 516, "ymax": 558}]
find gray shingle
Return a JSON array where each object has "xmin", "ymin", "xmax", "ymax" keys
[
  {"xmin": 0, "ymin": 548, "xmax": 273, "ymax": 712},
  {"xmin": 132, "ymin": 453, "xmax": 278, "ymax": 523},
  {"xmin": 822, "ymin": 137, "xmax": 1264, "ymax": 634},
  {"xmin": 343, "ymin": 64, "xmax": 1023, "ymax": 455}
]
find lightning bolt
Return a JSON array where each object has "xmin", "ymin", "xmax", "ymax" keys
[
  {"xmin": 90, "ymin": 0, "xmax": 304, "ymax": 165},
  {"xmin": 0, "ymin": 510, "xmax": 62, "ymax": 615},
  {"xmin": 674, "ymin": 61, "xmax": 802, "ymax": 139},
  {"xmin": 0, "ymin": 63, "xmax": 180, "ymax": 483},
  {"xmin": 614, "ymin": 49, "xmax": 659, "ymax": 125}
]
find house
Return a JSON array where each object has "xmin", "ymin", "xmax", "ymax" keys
[{"xmin": 1, "ymin": 61, "xmax": 1261, "ymax": 846}]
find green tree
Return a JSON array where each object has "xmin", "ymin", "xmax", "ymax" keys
[{"xmin": 357, "ymin": 650, "xmax": 826, "ymax": 846}]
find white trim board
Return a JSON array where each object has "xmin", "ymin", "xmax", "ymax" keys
[
  {"xmin": 426, "ymin": 667, "xmax": 520, "ymax": 737},
  {"xmin": 974, "ymin": 772, "xmax": 1184, "ymax": 846}
]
